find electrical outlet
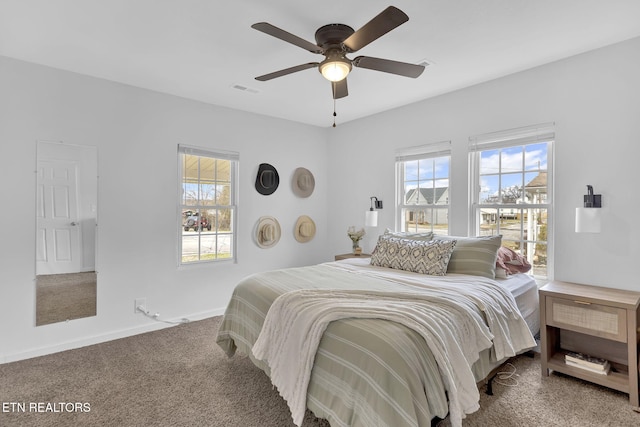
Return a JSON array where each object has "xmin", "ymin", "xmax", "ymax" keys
[{"xmin": 134, "ymin": 298, "xmax": 146, "ymax": 313}]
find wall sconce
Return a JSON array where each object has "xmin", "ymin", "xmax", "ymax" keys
[
  {"xmin": 365, "ymin": 196, "xmax": 383, "ymax": 227},
  {"xmin": 575, "ymin": 185, "xmax": 601, "ymax": 233}
]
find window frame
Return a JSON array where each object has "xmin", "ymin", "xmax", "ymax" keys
[
  {"xmin": 177, "ymin": 145, "xmax": 239, "ymax": 266},
  {"xmin": 469, "ymin": 123, "xmax": 554, "ymax": 280},
  {"xmin": 395, "ymin": 141, "xmax": 452, "ymax": 236}
]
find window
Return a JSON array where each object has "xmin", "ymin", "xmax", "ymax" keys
[
  {"xmin": 178, "ymin": 145, "xmax": 238, "ymax": 264},
  {"xmin": 396, "ymin": 141, "xmax": 451, "ymax": 236},
  {"xmin": 469, "ymin": 123, "xmax": 554, "ymax": 278}
]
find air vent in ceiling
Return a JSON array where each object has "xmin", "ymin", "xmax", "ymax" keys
[
  {"xmin": 416, "ymin": 58, "xmax": 434, "ymax": 68},
  {"xmin": 231, "ymin": 84, "xmax": 260, "ymax": 94}
]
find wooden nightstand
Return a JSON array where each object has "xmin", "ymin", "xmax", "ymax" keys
[
  {"xmin": 539, "ymin": 280, "xmax": 640, "ymax": 407},
  {"xmin": 334, "ymin": 253, "xmax": 371, "ymax": 261}
]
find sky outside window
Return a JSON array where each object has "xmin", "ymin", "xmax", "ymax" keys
[{"xmin": 479, "ymin": 143, "xmax": 547, "ymax": 203}]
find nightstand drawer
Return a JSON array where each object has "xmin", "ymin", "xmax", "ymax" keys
[{"xmin": 546, "ymin": 296, "xmax": 627, "ymax": 342}]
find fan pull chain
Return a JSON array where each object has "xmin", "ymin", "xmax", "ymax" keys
[{"xmin": 332, "ymin": 99, "xmax": 337, "ymax": 127}]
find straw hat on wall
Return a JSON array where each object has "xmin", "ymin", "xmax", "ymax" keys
[
  {"xmin": 255, "ymin": 216, "xmax": 281, "ymax": 248},
  {"xmin": 294, "ymin": 215, "xmax": 316, "ymax": 243}
]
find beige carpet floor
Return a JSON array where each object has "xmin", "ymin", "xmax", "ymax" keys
[{"xmin": 1, "ymin": 316, "xmax": 638, "ymax": 426}]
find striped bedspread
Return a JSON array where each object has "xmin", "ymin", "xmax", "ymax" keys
[{"xmin": 216, "ymin": 260, "xmax": 536, "ymax": 427}]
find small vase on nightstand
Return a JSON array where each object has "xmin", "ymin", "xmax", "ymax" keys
[{"xmin": 347, "ymin": 226, "xmax": 366, "ymax": 256}]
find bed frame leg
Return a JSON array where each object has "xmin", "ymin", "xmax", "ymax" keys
[{"xmin": 485, "ymin": 374, "xmax": 495, "ymax": 396}]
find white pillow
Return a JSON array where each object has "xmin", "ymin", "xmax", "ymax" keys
[{"xmin": 382, "ymin": 228, "xmax": 434, "ymax": 241}]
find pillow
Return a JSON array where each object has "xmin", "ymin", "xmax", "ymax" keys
[
  {"xmin": 494, "ymin": 267, "xmax": 509, "ymax": 279},
  {"xmin": 434, "ymin": 235, "xmax": 502, "ymax": 278},
  {"xmin": 382, "ymin": 228, "xmax": 434, "ymax": 241},
  {"xmin": 496, "ymin": 246, "xmax": 532, "ymax": 275},
  {"xmin": 370, "ymin": 236, "xmax": 457, "ymax": 275}
]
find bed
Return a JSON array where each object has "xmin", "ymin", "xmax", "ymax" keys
[{"xmin": 216, "ymin": 236, "xmax": 538, "ymax": 427}]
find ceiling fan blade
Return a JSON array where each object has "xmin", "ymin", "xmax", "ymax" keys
[
  {"xmin": 343, "ymin": 6, "xmax": 409, "ymax": 52},
  {"xmin": 251, "ymin": 22, "xmax": 323, "ymax": 54},
  {"xmin": 353, "ymin": 56, "xmax": 425, "ymax": 78},
  {"xmin": 255, "ymin": 63, "xmax": 319, "ymax": 81},
  {"xmin": 332, "ymin": 79, "xmax": 348, "ymax": 99}
]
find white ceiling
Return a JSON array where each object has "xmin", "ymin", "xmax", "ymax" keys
[{"xmin": 2, "ymin": 0, "xmax": 640, "ymax": 128}]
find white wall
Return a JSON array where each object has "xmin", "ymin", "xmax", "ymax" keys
[
  {"xmin": 2, "ymin": 36, "xmax": 639, "ymax": 363},
  {"xmin": 0, "ymin": 56, "xmax": 329, "ymax": 362},
  {"xmin": 327, "ymin": 36, "xmax": 640, "ymax": 291}
]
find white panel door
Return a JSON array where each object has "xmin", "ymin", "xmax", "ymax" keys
[{"xmin": 36, "ymin": 159, "xmax": 82, "ymax": 274}]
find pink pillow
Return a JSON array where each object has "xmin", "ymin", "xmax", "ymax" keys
[{"xmin": 496, "ymin": 246, "xmax": 531, "ymax": 275}]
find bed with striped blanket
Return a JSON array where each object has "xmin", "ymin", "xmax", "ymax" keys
[{"xmin": 216, "ymin": 258, "xmax": 537, "ymax": 427}]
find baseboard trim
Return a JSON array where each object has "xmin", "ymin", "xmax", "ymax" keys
[{"xmin": 1, "ymin": 307, "xmax": 226, "ymax": 364}]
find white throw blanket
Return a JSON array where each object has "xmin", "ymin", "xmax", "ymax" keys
[
  {"xmin": 252, "ymin": 271, "xmax": 535, "ymax": 427},
  {"xmin": 333, "ymin": 262, "xmax": 537, "ymax": 362}
]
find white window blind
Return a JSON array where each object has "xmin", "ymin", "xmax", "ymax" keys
[
  {"xmin": 395, "ymin": 140, "xmax": 452, "ymax": 162},
  {"xmin": 179, "ymin": 145, "xmax": 239, "ymax": 161},
  {"xmin": 469, "ymin": 122, "xmax": 555, "ymax": 151}
]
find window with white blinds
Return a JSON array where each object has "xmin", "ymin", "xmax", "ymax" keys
[
  {"xmin": 178, "ymin": 145, "xmax": 238, "ymax": 265},
  {"xmin": 469, "ymin": 123, "xmax": 554, "ymax": 278},
  {"xmin": 395, "ymin": 141, "xmax": 451, "ymax": 236}
]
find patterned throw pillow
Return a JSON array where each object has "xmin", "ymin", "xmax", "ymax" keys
[{"xmin": 371, "ymin": 236, "xmax": 457, "ymax": 275}]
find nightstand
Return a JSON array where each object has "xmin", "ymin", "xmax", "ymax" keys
[
  {"xmin": 334, "ymin": 253, "xmax": 371, "ymax": 261},
  {"xmin": 539, "ymin": 280, "xmax": 640, "ymax": 406}
]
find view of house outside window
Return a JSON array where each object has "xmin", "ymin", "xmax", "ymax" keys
[
  {"xmin": 396, "ymin": 144, "xmax": 451, "ymax": 236},
  {"xmin": 178, "ymin": 146, "xmax": 238, "ymax": 264},
  {"xmin": 471, "ymin": 135, "xmax": 553, "ymax": 279}
]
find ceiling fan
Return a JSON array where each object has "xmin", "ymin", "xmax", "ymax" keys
[{"xmin": 251, "ymin": 6, "xmax": 425, "ymax": 101}]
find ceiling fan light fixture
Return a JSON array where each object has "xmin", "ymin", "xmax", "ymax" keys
[
  {"xmin": 319, "ymin": 57, "xmax": 352, "ymax": 82},
  {"xmin": 253, "ymin": 6, "xmax": 421, "ymax": 97}
]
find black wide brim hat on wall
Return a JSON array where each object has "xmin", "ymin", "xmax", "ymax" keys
[{"xmin": 255, "ymin": 163, "xmax": 280, "ymax": 195}]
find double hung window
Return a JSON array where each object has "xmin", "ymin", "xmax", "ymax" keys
[
  {"xmin": 469, "ymin": 123, "xmax": 554, "ymax": 278},
  {"xmin": 396, "ymin": 142, "xmax": 451, "ymax": 236},
  {"xmin": 178, "ymin": 145, "xmax": 238, "ymax": 264}
]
